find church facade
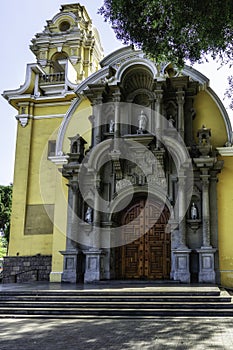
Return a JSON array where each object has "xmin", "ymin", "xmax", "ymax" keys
[{"xmin": 3, "ymin": 4, "xmax": 233, "ymax": 287}]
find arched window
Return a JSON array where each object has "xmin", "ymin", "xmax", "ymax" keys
[{"xmin": 50, "ymin": 52, "xmax": 68, "ymax": 73}]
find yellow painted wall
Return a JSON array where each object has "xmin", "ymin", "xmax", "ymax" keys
[
  {"xmin": 217, "ymin": 156, "xmax": 233, "ymax": 287},
  {"xmin": 193, "ymin": 90, "xmax": 233, "ymax": 286},
  {"xmin": 193, "ymin": 91, "xmax": 227, "ymax": 147},
  {"xmin": 35, "ymin": 104, "xmax": 69, "ymax": 117},
  {"xmin": 9, "ymin": 118, "xmax": 55, "ymax": 256},
  {"xmin": 62, "ymin": 98, "xmax": 92, "ymax": 154},
  {"xmin": 27, "ymin": 118, "xmax": 61, "ymax": 204},
  {"xmin": 9, "ymin": 112, "xmax": 65, "ymax": 257},
  {"xmin": 50, "ymin": 174, "xmax": 68, "ymax": 282}
]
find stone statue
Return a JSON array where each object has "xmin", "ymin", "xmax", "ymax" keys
[
  {"xmin": 85, "ymin": 207, "xmax": 92, "ymax": 223},
  {"xmin": 168, "ymin": 115, "xmax": 175, "ymax": 127},
  {"xmin": 137, "ymin": 110, "xmax": 147, "ymax": 134},
  {"xmin": 191, "ymin": 203, "xmax": 198, "ymax": 220},
  {"xmin": 109, "ymin": 119, "xmax": 115, "ymax": 133}
]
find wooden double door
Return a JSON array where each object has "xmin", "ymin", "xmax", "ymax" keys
[{"xmin": 115, "ymin": 199, "xmax": 171, "ymax": 280}]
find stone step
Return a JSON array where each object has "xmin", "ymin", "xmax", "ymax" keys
[
  {"xmin": 0, "ymin": 307, "xmax": 233, "ymax": 318},
  {"xmin": 0, "ymin": 290, "xmax": 222, "ymax": 297},
  {"xmin": 0, "ymin": 296, "xmax": 230, "ymax": 302},
  {"xmin": 0, "ymin": 286, "xmax": 231, "ymax": 318},
  {"xmin": 0, "ymin": 301, "xmax": 232, "ymax": 309}
]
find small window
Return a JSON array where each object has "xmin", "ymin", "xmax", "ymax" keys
[
  {"xmin": 48, "ymin": 140, "xmax": 56, "ymax": 157},
  {"xmin": 59, "ymin": 21, "xmax": 71, "ymax": 32}
]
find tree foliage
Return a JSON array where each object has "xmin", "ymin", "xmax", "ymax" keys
[
  {"xmin": 0, "ymin": 237, "xmax": 7, "ymax": 258},
  {"xmin": 0, "ymin": 185, "xmax": 12, "ymax": 243},
  {"xmin": 99, "ymin": 0, "xmax": 233, "ymax": 67}
]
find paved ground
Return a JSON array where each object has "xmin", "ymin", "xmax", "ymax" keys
[
  {"xmin": 0, "ymin": 317, "xmax": 233, "ymax": 349},
  {"xmin": 0, "ymin": 282, "xmax": 232, "ymax": 349}
]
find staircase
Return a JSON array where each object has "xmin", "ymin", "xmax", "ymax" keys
[{"xmin": 0, "ymin": 285, "xmax": 232, "ymax": 318}]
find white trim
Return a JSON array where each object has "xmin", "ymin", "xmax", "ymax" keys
[
  {"xmin": 48, "ymin": 155, "xmax": 69, "ymax": 165},
  {"xmin": 217, "ymin": 147, "xmax": 233, "ymax": 156},
  {"xmin": 3, "ymin": 64, "xmax": 44, "ymax": 100},
  {"xmin": 75, "ymin": 67, "xmax": 109, "ymax": 94},
  {"xmin": 100, "ymin": 46, "xmax": 136, "ymax": 68},
  {"xmin": 115, "ymin": 57, "xmax": 158, "ymax": 83},
  {"xmin": 220, "ymin": 270, "xmax": 233, "ymax": 272},
  {"xmin": 182, "ymin": 65, "xmax": 209, "ymax": 89},
  {"xmin": 34, "ymin": 114, "xmax": 64, "ymax": 120},
  {"xmin": 3, "ymin": 92, "xmax": 76, "ymax": 105},
  {"xmin": 33, "ymin": 102, "xmax": 71, "ymax": 107},
  {"xmin": 51, "ymin": 11, "xmax": 77, "ymax": 24}
]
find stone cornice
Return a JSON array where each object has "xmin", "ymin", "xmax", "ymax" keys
[
  {"xmin": 2, "ymin": 64, "xmax": 44, "ymax": 101},
  {"xmin": 48, "ymin": 155, "xmax": 68, "ymax": 165},
  {"xmin": 217, "ymin": 147, "xmax": 233, "ymax": 156}
]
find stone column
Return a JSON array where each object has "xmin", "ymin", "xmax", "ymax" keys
[
  {"xmin": 196, "ymin": 169, "xmax": 216, "ymax": 283},
  {"xmin": 92, "ymin": 175, "xmax": 101, "ymax": 248},
  {"xmin": 92, "ymin": 95, "xmax": 103, "ymax": 146},
  {"xmin": 172, "ymin": 171, "xmax": 191, "ymax": 283},
  {"xmin": 88, "ymin": 114, "xmax": 95, "ymax": 149},
  {"xmin": 209, "ymin": 161, "xmax": 224, "ymax": 283},
  {"xmin": 84, "ymin": 175, "xmax": 105, "ymax": 283},
  {"xmin": 178, "ymin": 174, "xmax": 187, "ymax": 247},
  {"xmin": 113, "ymin": 89, "xmax": 121, "ymax": 151},
  {"xmin": 154, "ymin": 90, "xmax": 163, "ymax": 148},
  {"xmin": 200, "ymin": 171, "xmax": 211, "ymax": 247},
  {"xmin": 61, "ymin": 177, "xmax": 82, "ymax": 283},
  {"xmin": 176, "ymin": 90, "xmax": 185, "ymax": 139}
]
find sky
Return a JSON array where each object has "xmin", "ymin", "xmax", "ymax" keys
[{"xmin": 0, "ymin": 0, "xmax": 232, "ymax": 185}]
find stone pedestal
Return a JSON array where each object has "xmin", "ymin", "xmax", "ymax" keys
[
  {"xmin": 196, "ymin": 247, "xmax": 216, "ymax": 283},
  {"xmin": 60, "ymin": 249, "xmax": 83, "ymax": 283},
  {"xmin": 172, "ymin": 248, "xmax": 191, "ymax": 283},
  {"xmin": 83, "ymin": 249, "xmax": 105, "ymax": 283}
]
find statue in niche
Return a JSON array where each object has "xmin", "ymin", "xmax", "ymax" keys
[
  {"xmin": 109, "ymin": 119, "xmax": 115, "ymax": 133},
  {"xmin": 191, "ymin": 203, "xmax": 198, "ymax": 220},
  {"xmin": 198, "ymin": 125, "xmax": 211, "ymax": 145},
  {"xmin": 137, "ymin": 110, "xmax": 148, "ymax": 134},
  {"xmin": 85, "ymin": 207, "xmax": 93, "ymax": 224},
  {"xmin": 71, "ymin": 141, "xmax": 77, "ymax": 154},
  {"xmin": 168, "ymin": 115, "xmax": 175, "ymax": 127}
]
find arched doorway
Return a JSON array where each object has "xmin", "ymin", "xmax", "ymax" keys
[{"xmin": 115, "ymin": 199, "xmax": 171, "ymax": 280}]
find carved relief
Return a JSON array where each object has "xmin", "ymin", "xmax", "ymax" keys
[{"xmin": 116, "ymin": 179, "xmax": 132, "ymax": 192}]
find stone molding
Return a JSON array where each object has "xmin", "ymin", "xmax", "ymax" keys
[{"xmin": 217, "ymin": 146, "xmax": 233, "ymax": 156}]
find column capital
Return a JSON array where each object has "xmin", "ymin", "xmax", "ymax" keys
[
  {"xmin": 112, "ymin": 89, "xmax": 121, "ymax": 103},
  {"xmin": 69, "ymin": 178, "xmax": 79, "ymax": 193},
  {"xmin": 176, "ymin": 90, "xmax": 185, "ymax": 104},
  {"xmin": 92, "ymin": 95, "xmax": 103, "ymax": 105},
  {"xmin": 200, "ymin": 172, "xmax": 210, "ymax": 189},
  {"xmin": 154, "ymin": 90, "xmax": 163, "ymax": 105},
  {"xmin": 88, "ymin": 114, "xmax": 95, "ymax": 125}
]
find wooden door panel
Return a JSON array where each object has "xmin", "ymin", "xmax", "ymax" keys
[
  {"xmin": 115, "ymin": 200, "xmax": 171, "ymax": 280},
  {"xmin": 124, "ymin": 245, "xmax": 140, "ymax": 278}
]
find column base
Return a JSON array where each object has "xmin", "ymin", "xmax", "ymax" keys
[
  {"xmin": 196, "ymin": 247, "xmax": 217, "ymax": 283},
  {"xmin": 50, "ymin": 272, "xmax": 62, "ymax": 283},
  {"xmin": 172, "ymin": 248, "xmax": 191, "ymax": 283},
  {"xmin": 83, "ymin": 249, "xmax": 105, "ymax": 283},
  {"xmin": 60, "ymin": 249, "xmax": 83, "ymax": 283}
]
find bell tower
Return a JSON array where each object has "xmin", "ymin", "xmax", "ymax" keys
[{"xmin": 30, "ymin": 4, "xmax": 104, "ymax": 86}]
